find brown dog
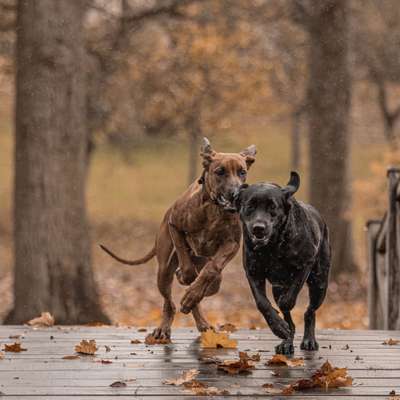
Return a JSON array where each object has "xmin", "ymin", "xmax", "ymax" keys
[{"xmin": 100, "ymin": 138, "xmax": 256, "ymax": 339}]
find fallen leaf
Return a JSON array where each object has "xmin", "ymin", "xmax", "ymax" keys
[
  {"xmin": 266, "ymin": 354, "xmax": 304, "ymax": 367},
  {"xmin": 0, "ymin": 352, "xmax": 4, "ymax": 359},
  {"xmin": 263, "ymin": 384, "xmax": 294, "ymax": 395},
  {"xmin": 182, "ymin": 380, "xmax": 207, "ymax": 389},
  {"xmin": 75, "ymin": 339, "xmax": 97, "ymax": 355},
  {"xmin": 289, "ymin": 360, "xmax": 353, "ymax": 392},
  {"xmin": 383, "ymin": 338, "xmax": 400, "ymax": 345},
  {"xmin": 84, "ymin": 322, "xmax": 109, "ymax": 327},
  {"xmin": 110, "ymin": 381, "xmax": 127, "ymax": 387},
  {"xmin": 217, "ymin": 352, "xmax": 255, "ymax": 375},
  {"xmin": 218, "ymin": 323, "xmax": 237, "ymax": 332},
  {"xmin": 263, "ymin": 385, "xmax": 286, "ymax": 394},
  {"xmin": 200, "ymin": 329, "xmax": 237, "ymax": 349},
  {"xmin": 62, "ymin": 355, "xmax": 80, "ymax": 360},
  {"xmin": 104, "ymin": 345, "xmax": 111, "ymax": 352},
  {"xmin": 130, "ymin": 339, "xmax": 141, "ymax": 344},
  {"xmin": 138, "ymin": 328, "xmax": 147, "ymax": 332},
  {"xmin": 4, "ymin": 343, "xmax": 27, "ymax": 352},
  {"xmin": 27, "ymin": 312, "xmax": 55, "ymax": 327},
  {"xmin": 281, "ymin": 385, "xmax": 295, "ymax": 395},
  {"xmin": 97, "ymin": 359, "xmax": 113, "ymax": 364},
  {"xmin": 145, "ymin": 334, "xmax": 171, "ymax": 345},
  {"xmin": 163, "ymin": 369, "xmax": 199, "ymax": 385},
  {"xmin": 9, "ymin": 335, "xmax": 21, "ymax": 339},
  {"xmin": 186, "ymin": 386, "xmax": 230, "ymax": 396},
  {"xmin": 389, "ymin": 390, "xmax": 400, "ymax": 399},
  {"xmin": 243, "ymin": 351, "xmax": 260, "ymax": 361}
]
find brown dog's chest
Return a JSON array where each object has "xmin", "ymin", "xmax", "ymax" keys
[
  {"xmin": 185, "ymin": 224, "xmax": 239, "ymax": 257},
  {"xmin": 185, "ymin": 215, "xmax": 241, "ymax": 258}
]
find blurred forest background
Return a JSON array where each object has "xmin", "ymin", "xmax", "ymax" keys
[{"xmin": 0, "ymin": 0, "xmax": 399, "ymax": 329}]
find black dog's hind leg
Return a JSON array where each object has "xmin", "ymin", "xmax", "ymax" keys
[
  {"xmin": 301, "ymin": 234, "xmax": 330, "ymax": 351},
  {"xmin": 272, "ymin": 286, "xmax": 296, "ymax": 355}
]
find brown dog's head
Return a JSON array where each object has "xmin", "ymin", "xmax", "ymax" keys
[{"xmin": 199, "ymin": 137, "xmax": 256, "ymax": 212}]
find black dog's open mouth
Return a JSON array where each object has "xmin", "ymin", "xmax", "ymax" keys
[{"xmin": 251, "ymin": 235, "xmax": 269, "ymax": 249}]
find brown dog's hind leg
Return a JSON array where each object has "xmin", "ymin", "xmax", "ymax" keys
[
  {"xmin": 152, "ymin": 228, "xmax": 178, "ymax": 340},
  {"xmin": 192, "ymin": 304, "xmax": 212, "ymax": 332}
]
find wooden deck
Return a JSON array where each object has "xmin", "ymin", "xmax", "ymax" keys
[{"xmin": 0, "ymin": 326, "xmax": 399, "ymax": 399}]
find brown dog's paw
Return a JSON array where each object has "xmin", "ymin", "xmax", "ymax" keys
[
  {"xmin": 151, "ymin": 326, "xmax": 171, "ymax": 340},
  {"xmin": 175, "ymin": 267, "xmax": 197, "ymax": 286},
  {"xmin": 180, "ymin": 286, "xmax": 205, "ymax": 314}
]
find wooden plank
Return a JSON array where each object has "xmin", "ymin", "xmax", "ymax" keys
[
  {"xmin": 0, "ymin": 327, "xmax": 400, "ymax": 398},
  {"xmin": 1, "ymin": 385, "xmax": 399, "ymax": 396}
]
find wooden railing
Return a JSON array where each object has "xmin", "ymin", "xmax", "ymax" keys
[{"xmin": 366, "ymin": 167, "xmax": 400, "ymax": 330}]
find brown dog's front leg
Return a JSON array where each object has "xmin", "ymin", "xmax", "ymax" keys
[
  {"xmin": 180, "ymin": 241, "xmax": 238, "ymax": 313},
  {"xmin": 168, "ymin": 221, "xmax": 197, "ymax": 285}
]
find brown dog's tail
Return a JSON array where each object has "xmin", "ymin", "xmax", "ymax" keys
[{"xmin": 99, "ymin": 244, "xmax": 156, "ymax": 266}]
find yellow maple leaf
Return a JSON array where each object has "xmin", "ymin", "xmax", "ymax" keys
[{"xmin": 200, "ymin": 329, "xmax": 237, "ymax": 349}]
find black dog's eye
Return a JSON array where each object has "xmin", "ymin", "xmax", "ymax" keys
[{"xmin": 215, "ymin": 167, "xmax": 225, "ymax": 176}]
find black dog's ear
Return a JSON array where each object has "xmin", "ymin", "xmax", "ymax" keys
[
  {"xmin": 200, "ymin": 137, "xmax": 216, "ymax": 169},
  {"xmin": 240, "ymin": 144, "xmax": 256, "ymax": 169},
  {"xmin": 282, "ymin": 171, "xmax": 300, "ymax": 198},
  {"xmin": 234, "ymin": 183, "xmax": 249, "ymax": 211}
]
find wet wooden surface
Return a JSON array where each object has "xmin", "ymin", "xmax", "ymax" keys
[{"xmin": 0, "ymin": 326, "xmax": 399, "ymax": 398}]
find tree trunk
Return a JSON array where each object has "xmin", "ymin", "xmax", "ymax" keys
[
  {"xmin": 290, "ymin": 109, "xmax": 301, "ymax": 171},
  {"xmin": 306, "ymin": 0, "xmax": 355, "ymax": 277},
  {"xmin": 187, "ymin": 118, "xmax": 201, "ymax": 186},
  {"xmin": 5, "ymin": 0, "xmax": 109, "ymax": 324}
]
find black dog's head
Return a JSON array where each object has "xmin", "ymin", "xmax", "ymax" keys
[{"xmin": 236, "ymin": 172, "xmax": 300, "ymax": 248}]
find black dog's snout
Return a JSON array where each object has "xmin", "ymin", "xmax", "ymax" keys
[{"xmin": 252, "ymin": 224, "xmax": 266, "ymax": 238}]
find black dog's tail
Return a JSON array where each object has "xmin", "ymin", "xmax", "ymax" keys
[{"xmin": 99, "ymin": 244, "xmax": 156, "ymax": 266}]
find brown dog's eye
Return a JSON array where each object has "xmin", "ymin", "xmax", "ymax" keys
[
  {"xmin": 215, "ymin": 167, "xmax": 225, "ymax": 176},
  {"xmin": 238, "ymin": 169, "xmax": 247, "ymax": 177}
]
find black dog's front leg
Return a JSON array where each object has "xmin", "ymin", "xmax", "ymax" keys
[{"xmin": 246, "ymin": 274, "xmax": 291, "ymax": 340}]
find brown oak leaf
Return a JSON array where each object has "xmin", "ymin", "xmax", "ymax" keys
[
  {"xmin": 130, "ymin": 339, "xmax": 141, "ymax": 344},
  {"xmin": 75, "ymin": 339, "xmax": 97, "ymax": 355},
  {"xmin": 62, "ymin": 355, "xmax": 80, "ymax": 360},
  {"xmin": 266, "ymin": 354, "xmax": 304, "ymax": 367},
  {"xmin": 110, "ymin": 381, "xmax": 127, "ymax": 387},
  {"xmin": 4, "ymin": 343, "xmax": 27, "ymax": 352},
  {"xmin": 217, "ymin": 352, "xmax": 256, "ymax": 375},
  {"xmin": 163, "ymin": 369, "xmax": 199, "ymax": 386},
  {"xmin": 383, "ymin": 338, "xmax": 400, "ymax": 345}
]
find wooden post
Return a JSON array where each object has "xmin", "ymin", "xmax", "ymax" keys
[
  {"xmin": 366, "ymin": 220, "xmax": 382, "ymax": 329},
  {"xmin": 386, "ymin": 167, "xmax": 400, "ymax": 329}
]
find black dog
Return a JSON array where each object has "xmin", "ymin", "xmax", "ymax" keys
[{"xmin": 236, "ymin": 171, "xmax": 330, "ymax": 355}]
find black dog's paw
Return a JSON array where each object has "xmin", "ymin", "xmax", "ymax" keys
[
  {"xmin": 268, "ymin": 313, "xmax": 291, "ymax": 340},
  {"xmin": 300, "ymin": 337, "xmax": 319, "ymax": 351},
  {"xmin": 275, "ymin": 340, "xmax": 294, "ymax": 355}
]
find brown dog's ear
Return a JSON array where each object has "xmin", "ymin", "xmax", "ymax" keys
[
  {"xmin": 240, "ymin": 144, "xmax": 256, "ymax": 168},
  {"xmin": 200, "ymin": 137, "xmax": 216, "ymax": 169}
]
